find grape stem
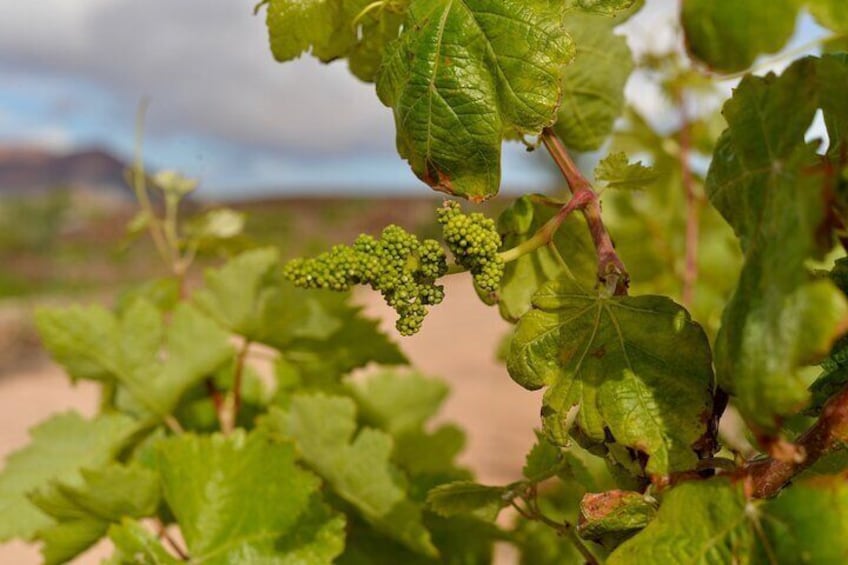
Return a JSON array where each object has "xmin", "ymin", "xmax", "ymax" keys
[
  {"xmin": 447, "ymin": 131, "xmax": 630, "ymax": 294},
  {"xmin": 540, "ymin": 128, "xmax": 630, "ymax": 295},
  {"xmin": 745, "ymin": 383, "xmax": 848, "ymax": 498}
]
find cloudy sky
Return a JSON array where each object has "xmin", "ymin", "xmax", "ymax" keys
[{"xmin": 0, "ymin": 0, "xmax": 824, "ymax": 198}]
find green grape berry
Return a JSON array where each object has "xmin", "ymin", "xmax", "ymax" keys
[
  {"xmin": 283, "ymin": 224, "xmax": 448, "ymax": 336},
  {"xmin": 437, "ymin": 200, "xmax": 504, "ymax": 294}
]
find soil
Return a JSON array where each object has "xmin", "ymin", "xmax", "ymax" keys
[{"xmin": 0, "ymin": 277, "xmax": 542, "ymax": 563}]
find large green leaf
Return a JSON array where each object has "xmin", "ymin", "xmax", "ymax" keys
[
  {"xmin": 508, "ymin": 276, "xmax": 714, "ymax": 474},
  {"xmin": 157, "ymin": 430, "xmax": 345, "ymax": 563},
  {"xmin": 376, "ymin": 0, "xmax": 574, "ymax": 200},
  {"xmin": 609, "ymin": 477, "xmax": 848, "ymax": 564},
  {"xmin": 0, "ymin": 412, "xmax": 139, "ymax": 541},
  {"xmin": 552, "ymin": 12, "xmax": 633, "ymax": 151},
  {"xmin": 31, "ymin": 463, "xmax": 159, "ymax": 565},
  {"xmin": 682, "ymin": 0, "xmax": 848, "ymax": 73},
  {"xmin": 36, "ymin": 300, "xmax": 233, "ymax": 424},
  {"xmin": 706, "ymin": 56, "xmax": 848, "ymax": 429},
  {"xmin": 265, "ymin": 395, "xmax": 437, "ymax": 556},
  {"xmin": 497, "ymin": 195, "xmax": 596, "ymax": 322}
]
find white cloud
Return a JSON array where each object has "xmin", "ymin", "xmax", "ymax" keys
[{"xmin": 0, "ymin": 1, "xmax": 397, "ymax": 154}]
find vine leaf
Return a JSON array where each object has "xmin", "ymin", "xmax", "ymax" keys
[
  {"xmin": 427, "ymin": 482, "xmax": 507, "ymax": 522},
  {"xmin": 682, "ymin": 0, "xmax": 848, "ymax": 73},
  {"xmin": 755, "ymin": 476, "xmax": 848, "ymax": 562},
  {"xmin": 576, "ymin": 490, "xmax": 656, "ymax": 546},
  {"xmin": 564, "ymin": 0, "xmax": 638, "ymax": 16},
  {"xmin": 264, "ymin": 395, "xmax": 437, "ymax": 557},
  {"xmin": 497, "ymin": 195, "xmax": 596, "ymax": 322},
  {"xmin": 31, "ymin": 463, "xmax": 159, "ymax": 565},
  {"xmin": 157, "ymin": 430, "xmax": 345, "ymax": 563},
  {"xmin": 808, "ymin": 259, "xmax": 848, "ymax": 416},
  {"xmin": 264, "ymin": 0, "xmax": 403, "ymax": 82},
  {"xmin": 37, "ymin": 300, "xmax": 233, "ymax": 424},
  {"xmin": 194, "ymin": 248, "xmax": 406, "ymax": 378},
  {"xmin": 706, "ymin": 56, "xmax": 848, "ymax": 430},
  {"xmin": 522, "ymin": 432, "xmax": 566, "ymax": 482},
  {"xmin": 376, "ymin": 0, "xmax": 574, "ymax": 200},
  {"xmin": 345, "ymin": 370, "xmax": 448, "ymax": 436},
  {"xmin": 0, "ymin": 412, "xmax": 139, "ymax": 542},
  {"xmin": 507, "ymin": 276, "xmax": 714, "ymax": 475},
  {"xmin": 593, "ymin": 152, "xmax": 658, "ymax": 191},
  {"xmin": 609, "ymin": 477, "xmax": 848, "ymax": 563},
  {"xmin": 346, "ymin": 371, "xmax": 470, "ymax": 484},
  {"xmin": 553, "ymin": 12, "xmax": 634, "ymax": 151},
  {"xmin": 108, "ymin": 519, "xmax": 180, "ymax": 564}
]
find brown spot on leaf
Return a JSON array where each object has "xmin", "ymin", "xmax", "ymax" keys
[{"xmin": 590, "ymin": 345, "xmax": 606, "ymax": 359}]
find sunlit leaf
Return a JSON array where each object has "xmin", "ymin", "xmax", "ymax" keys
[
  {"xmin": 376, "ymin": 0, "xmax": 574, "ymax": 200},
  {"xmin": 508, "ymin": 276, "xmax": 714, "ymax": 474},
  {"xmin": 706, "ymin": 56, "xmax": 848, "ymax": 429}
]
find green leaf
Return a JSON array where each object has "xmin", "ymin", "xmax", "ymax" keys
[
  {"xmin": 497, "ymin": 195, "xmax": 596, "ymax": 322},
  {"xmin": 755, "ymin": 476, "xmax": 848, "ymax": 563},
  {"xmin": 192, "ymin": 247, "xmax": 281, "ymax": 338},
  {"xmin": 282, "ymin": 304, "xmax": 407, "ymax": 381},
  {"xmin": 593, "ymin": 152, "xmax": 658, "ymax": 191},
  {"xmin": 118, "ymin": 303, "xmax": 234, "ymax": 423},
  {"xmin": 426, "ymin": 482, "xmax": 506, "ymax": 522},
  {"xmin": 682, "ymin": 1, "xmax": 848, "ymax": 73},
  {"xmin": 507, "ymin": 276, "xmax": 714, "ymax": 474},
  {"xmin": 610, "ymin": 476, "xmax": 848, "ymax": 564},
  {"xmin": 682, "ymin": 0, "xmax": 797, "ymax": 73},
  {"xmin": 266, "ymin": 395, "xmax": 437, "ymax": 556},
  {"xmin": 809, "ymin": 1, "xmax": 848, "ymax": 36},
  {"xmin": 576, "ymin": 490, "xmax": 656, "ymax": 546},
  {"xmin": 31, "ymin": 463, "xmax": 160, "ymax": 565},
  {"xmin": 194, "ymin": 249, "xmax": 405, "ymax": 377},
  {"xmin": 553, "ymin": 13, "xmax": 633, "ymax": 151},
  {"xmin": 376, "ymin": 0, "xmax": 574, "ymax": 200},
  {"xmin": 346, "ymin": 371, "xmax": 448, "ymax": 435},
  {"xmin": 0, "ymin": 412, "xmax": 139, "ymax": 541},
  {"xmin": 706, "ymin": 56, "xmax": 848, "ymax": 429},
  {"xmin": 35, "ymin": 305, "xmax": 120, "ymax": 382},
  {"xmin": 36, "ymin": 300, "xmax": 233, "ymax": 424},
  {"xmin": 608, "ymin": 479, "xmax": 751, "ymax": 564},
  {"xmin": 393, "ymin": 425, "xmax": 468, "ymax": 479},
  {"xmin": 564, "ymin": 0, "xmax": 637, "ymax": 16},
  {"xmin": 157, "ymin": 430, "xmax": 345, "ymax": 563},
  {"xmin": 265, "ymin": 0, "xmax": 404, "ymax": 82},
  {"xmin": 107, "ymin": 519, "xmax": 180, "ymax": 565},
  {"xmin": 522, "ymin": 431, "xmax": 566, "ymax": 482}
]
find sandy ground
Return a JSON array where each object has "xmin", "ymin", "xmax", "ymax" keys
[{"xmin": 0, "ymin": 278, "xmax": 542, "ymax": 563}]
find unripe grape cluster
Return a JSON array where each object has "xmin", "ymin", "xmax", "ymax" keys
[
  {"xmin": 283, "ymin": 202, "xmax": 504, "ymax": 336},
  {"xmin": 283, "ymin": 225, "xmax": 448, "ymax": 335},
  {"xmin": 437, "ymin": 201, "xmax": 504, "ymax": 295}
]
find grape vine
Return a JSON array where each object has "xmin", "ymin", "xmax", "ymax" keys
[{"xmin": 2, "ymin": 1, "xmax": 848, "ymax": 564}]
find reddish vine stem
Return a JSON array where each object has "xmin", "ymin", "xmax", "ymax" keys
[
  {"xmin": 746, "ymin": 383, "xmax": 848, "ymax": 498},
  {"xmin": 677, "ymin": 93, "xmax": 701, "ymax": 307},
  {"xmin": 540, "ymin": 128, "xmax": 629, "ymax": 295},
  {"xmin": 156, "ymin": 521, "xmax": 190, "ymax": 561},
  {"xmin": 221, "ymin": 340, "xmax": 251, "ymax": 434}
]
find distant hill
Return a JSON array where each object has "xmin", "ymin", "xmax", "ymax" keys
[{"xmin": 0, "ymin": 147, "xmax": 130, "ymax": 197}]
